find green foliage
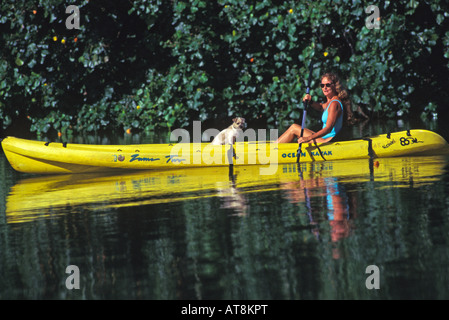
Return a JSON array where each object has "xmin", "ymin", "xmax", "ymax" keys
[{"xmin": 1, "ymin": 0, "xmax": 448, "ymax": 135}]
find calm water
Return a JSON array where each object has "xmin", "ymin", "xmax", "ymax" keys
[{"xmin": 1, "ymin": 119, "xmax": 449, "ymax": 301}]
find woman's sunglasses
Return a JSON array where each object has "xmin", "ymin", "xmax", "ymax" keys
[{"xmin": 320, "ymin": 83, "xmax": 333, "ymax": 88}]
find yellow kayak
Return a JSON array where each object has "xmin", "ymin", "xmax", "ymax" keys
[
  {"xmin": 5, "ymin": 156, "xmax": 448, "ymax": 224},
  {"xmin": 1, "ymin": 129, "xmax": 449, "ymax": 174}
]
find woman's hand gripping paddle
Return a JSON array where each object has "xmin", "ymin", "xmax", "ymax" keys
[{"xmin": 296, "ymin": 62, "xmax": 314, "ymax": 164}]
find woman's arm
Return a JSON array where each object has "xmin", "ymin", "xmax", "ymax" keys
[{"xmin": 303, "ymin": 94, "xmax": 323, "ymax": 112}]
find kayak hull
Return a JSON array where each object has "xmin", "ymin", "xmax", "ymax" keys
[{"xmin": 2, "ymin": 130, "xmax": 449, "ymax": 175}]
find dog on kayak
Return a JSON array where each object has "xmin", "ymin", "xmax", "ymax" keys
[{"xmin": 210, "ymin": 117, "xmax": 247, "ymax": 145}]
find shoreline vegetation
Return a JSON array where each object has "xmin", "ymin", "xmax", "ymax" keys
[{"xmin": 1, "ymin": 1, "xmax": 448, "ymax": 138}]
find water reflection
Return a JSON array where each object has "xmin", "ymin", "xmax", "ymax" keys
[
  {"xmin": 5, "ymin": 157, "xmax": 447, "ymax": 224},
  {"xmin": 216, "ymin": 172, "xmax": 249, "ymax": 216},
  {"xmin": 2, "ymin": 154, "xmax": 449, "ymax": 299},
  {"xmin": 279, "ymin": 164, "xmax": 357, "ymax": 259}
]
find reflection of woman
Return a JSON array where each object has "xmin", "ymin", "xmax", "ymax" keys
[
  {"xmin": 276, "ymin": 72, "xmax": 354, "ymax": 144},
  {"xmin": 281, "ymin": 174, "xmax": 355, "ymax": 259},
  {"xmin": 325, "ymin": 178, "xmax": 350, "ymax": 241}
]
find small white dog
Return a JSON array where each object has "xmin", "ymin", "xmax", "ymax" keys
[{"xmin": 210, "ymin": 117, "xmax": 247, "ymax": 145}]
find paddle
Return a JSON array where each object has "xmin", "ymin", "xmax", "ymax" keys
[{"xmin": 296, "ymin": 62, "xmax": 314, "ymax": 163}]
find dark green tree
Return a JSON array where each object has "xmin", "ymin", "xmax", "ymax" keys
[{"xmin": 1, "ymin": 0, "xmax": 448, "ymax": 137}]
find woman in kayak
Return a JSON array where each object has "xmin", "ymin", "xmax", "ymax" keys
[{"xmin": 276, "ymin": 72, "xmax": 353, "ymax": 143}]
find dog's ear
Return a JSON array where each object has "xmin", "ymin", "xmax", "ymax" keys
[{"xmin": 232, "ymin": 117, "xmax": 237, "ymax": 122}]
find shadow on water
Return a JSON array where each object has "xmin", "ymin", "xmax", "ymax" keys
[{"xmin": 1, "ymin": 119, "xmax": 449, "ymax": 299}]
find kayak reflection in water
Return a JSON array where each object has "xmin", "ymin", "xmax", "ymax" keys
[
  {"xmin": 276, "ymin": 72, "xmax": 355, "ymax": 144},
  {"xmin": 281, "ymin": 175, "xmax": 357, "ymax": 259}
]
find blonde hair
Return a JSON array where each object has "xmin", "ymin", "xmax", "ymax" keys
[{"xmin": 321, "ymin": 72, "xmax": 354, "ymax": 125}]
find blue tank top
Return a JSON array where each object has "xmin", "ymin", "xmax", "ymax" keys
[{"xmin": 321, "ymin": 99, "xmax": 343, "ymax": 139}]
